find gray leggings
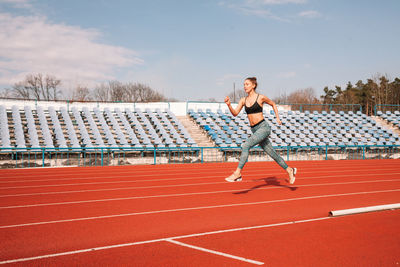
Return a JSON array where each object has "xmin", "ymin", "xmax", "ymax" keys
[{"xmin": 238, "ymin": 120, "xmax": 288, "ymax": 170}]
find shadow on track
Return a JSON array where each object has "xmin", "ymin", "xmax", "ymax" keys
[{"xmin": 234, "ymin": 176, "xmax": 298, "ymax": 194}]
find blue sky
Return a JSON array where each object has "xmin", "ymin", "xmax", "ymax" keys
[{"xmin": 0, "ymin": 0, "xmax": 399, "ymax": 101}]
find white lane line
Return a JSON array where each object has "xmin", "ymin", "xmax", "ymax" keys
[
  {"xmin": 1, "ymin": 179, "xmax": 400, "ymax": 209},
  {"xmin": 2, "ymin": 170, "xmax": 400, "ymax": 190},
  {"xmin": 2, "ymin": 165, "xmax": 400, "ymax": 183},
  {"xmin": 1, "ymin": 188, "xmax": 399, "ymax": 229},
  {"xmin": 1, "ymin": 171, "xmax": 400, "ymax": 198},
  {"xmin": 165, "ymin": 239, "xmax": 264, "ymax": 265},
  {"xmin": 1, "ymin": 162, "xmax": 398, "ymax": 181},
  {"xmin": 172, "ymin": 217, "xmax": 330, "ymax": 240},
  {"xmin": 0, "ymin": 216, "xmax": 330, "ymax": 265}
]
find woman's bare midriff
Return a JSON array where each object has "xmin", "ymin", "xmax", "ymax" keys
[{"xmin": 247, "ymin": 112, "xmax": 264, "ymax": 126}]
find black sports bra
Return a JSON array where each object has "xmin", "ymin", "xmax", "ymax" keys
[{"xmin": 245, "ymin": 94, "xmax": 263, "ymax": 114}]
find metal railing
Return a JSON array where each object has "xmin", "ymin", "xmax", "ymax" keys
[
  {"xmin": 186, "ymin": 102, "xmax": 363, "ymax": 114},
  {"xmin": 374, "ymin": 104, "xmax": 400, "ymax": 115},
  {"xmin": 278, "ymin": 103, "xmax": 363, "ymax": 113},
  {"xmin": 0, "ymin": 145, "xmax": 399, "ymax": 169}
]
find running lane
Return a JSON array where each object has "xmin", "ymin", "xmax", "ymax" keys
[{"xmin": 0, "ymin": 159, "xmax": 399, "ymax": 265}]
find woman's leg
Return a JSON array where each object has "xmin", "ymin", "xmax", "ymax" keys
[
  {"xmin": 225, "ymin": 125, "xmax": 269, "ymax": 182},
  {"xmin": 259, "ymin": 138, "xmax": 297, "ymax": 184},
  {"xmin": 259, "ymin": 138, "xmax": 288, "ymax": 170}
]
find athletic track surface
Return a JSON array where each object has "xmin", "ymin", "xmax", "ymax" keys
[{"xmin": 0, "ymin": 159, "xmax": 399, "ymax": 266}]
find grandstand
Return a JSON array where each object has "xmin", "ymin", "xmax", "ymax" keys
[
  {"xmin": 191, "ymin": 109, "xmax": 400, "ymax": 148},
  {"xmin": 0, "ymin": 99, "xmax": 399, "ymax": 168}
]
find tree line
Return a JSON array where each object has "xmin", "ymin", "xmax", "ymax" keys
[
  {"xmin": 273, "ymin": 74, "xmax": 400, "ymax": 115},
  {"xmin": 0, "ymin": 73, "xmax": 171, "ymax": 103},
  {"xmin": 2, "ymin": 73, "xmax": 399, "ymax": 114},
  {"xmin": 320, "ymin": 75, "xmax": 400, "ymax": 115}
]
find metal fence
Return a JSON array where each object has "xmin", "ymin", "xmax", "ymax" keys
[
  {"xmin": 374, "ymin": 104, "xmax": 400, "ymax": 115},
  {"xmin": 278, "ymin": 103, "xmax": 363, "ymax": 113},
  {"xmin": 0, "ymin": 145, "xmax": 399, "ymax": 169}
]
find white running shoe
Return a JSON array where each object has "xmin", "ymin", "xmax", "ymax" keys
[
  {"xmin": 225, "ymin": 174, "xmax": 242, "ymax": 182},
  {"xmin": 289, "ymin": 167, "xmax": 297, "ymax": 184}
]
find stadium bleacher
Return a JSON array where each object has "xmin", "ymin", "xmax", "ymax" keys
[
  {"xmin": 0, "ymin": 105, "xmax": 198, "ymax": 151},
  {"xmin": 0, "ymin": 102, "xmax": 399, "ymax": 168},
  {"xmin": 189, "ymin": 108, "xmax": 400, "ymax": 148}
]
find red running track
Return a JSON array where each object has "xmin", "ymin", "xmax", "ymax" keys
[{"xmin": 0, "ymin": 159, "xmax": 399, "ymax": 266}]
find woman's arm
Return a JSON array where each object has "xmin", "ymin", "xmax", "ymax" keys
[
  {"xmin": 261, "ymin": 95, "xmax": 282, "ymax": 125},
  {"xmin": 224, "ymin": 96, "xmax": 244, "ymax": 117}
]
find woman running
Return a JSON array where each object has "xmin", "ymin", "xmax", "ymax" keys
[{"xmin": 224, "ymin": 77, "xmax": 297, "ymax": 184}]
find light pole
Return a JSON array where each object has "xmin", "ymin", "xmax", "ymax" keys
[{"xmin": 233, "ymin": 82, "xmax": 236, "ymax": 103}]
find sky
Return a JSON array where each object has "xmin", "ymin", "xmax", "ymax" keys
[{"xmin": 0, "ymin": 0, "xmax": 399, "ymax": 101}]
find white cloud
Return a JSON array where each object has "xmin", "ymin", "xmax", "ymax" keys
[
  {"xmin": 298, "ymin": 10, "xmax": 321, "ymax": 18},
  {"xmin": 0, "ymin": 12, "xmax": 143, "ymax": 88}
]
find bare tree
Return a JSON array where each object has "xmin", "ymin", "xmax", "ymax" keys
[
  {"xmin": 90, "ymin": 81, "xmax": 166, "ymax": 102},
  {"xmin": 10, "ymin": 73, "xmax": 61, "ymax": 100},
  {"xmin": 11, "ymin": 82, "xmax": 31, "ymax": 99},
  {"xmin": 286, "ymin": 87, "xmax": 319, "ymax": 104},
  {"xmin": 0, "ymin": 88, "xmax": 12, "ymax": 98},
  {"xmin": 273, "ymin": 92, "xmax": 289, "ymax": 104},
  {"xmin": 135, "ymin": 83, "xmax": 166, "ymax": 102},
  {"xmin": 45, "ymin": 74, "xmax": 61, "ymax": 100},
  {"xmin": 92, "ymin": 83, "xmax": 110, "ymax": 101},
  {"xmin": 125, "ymin": 82, "xmax": 139, "ymax": 102},
  {"xmin": 72, "ymin": 85, "xmax": 91, "ymax": 101},
  {"xmin": 109, "ymin": 81, "xmax": 125, "ymax": 102}
]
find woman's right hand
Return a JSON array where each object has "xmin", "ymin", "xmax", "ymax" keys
[{"xmin": 224, "ymin": 96, "xmax": 231, "ymax": 106}]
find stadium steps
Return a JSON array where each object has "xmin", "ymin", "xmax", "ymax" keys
[
  {"xmin": 372, "ymin": 115, "xmax": 400, "ymax": 136},
  {"xmin": 177, "ymin": 115, "xmax": 224, "ymax": 161},
  {"xmin": 7, "ymin": 110, "xmax": 15, "ymax": 147},
  {"xmin": 177, "ymin": 115, "xmax": 214, "ymax": 147},
  {"xmin": 7, "ymin": 113, "xmax": 16, "ymax": 147}
]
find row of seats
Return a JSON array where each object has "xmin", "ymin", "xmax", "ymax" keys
[
  {"xmin": 60, "ymin": 107, "xmax": 80, "ymax": 147},
  {"xmin": 71, "ymin": 107, "xmax": 93, "ymax": 148},
  {"xmin": 105, "ymin": 108, "xmax": 129, "ymax": 148},
  {"xmin": 12, "ymin": 106, "xmax": 26, "ymax": 148},
  {"xmin": 49, "ymin": 106, "xmax": 68, "ymax": 148},
  {"xmin": 37, "ymin": 106, "xmax": 54, "ymax": 149},
  {"xmin": 0, "ymin": 106, "xmax": 11, "ymax": 148},
  {"xmin": 377, "ymin": 110, "xmax": 400, "ymax": 128},
  {"xmin": 189, "ymin": 109, "xmax": 400, "ymax": 148},
  {"xmin": 2, "ymin": 105, "xmax": 400, "ymax": 151},
  {"xmin": 94, "ymin": 107, "xmax": 117, "ymax": 147},
  {"xmin": 0, "ymin": 105, "xmax": 197, "ymax": 150},
  {"xmin": 24, "ymin": 106, "xmax": 40, "ymax": 147},
  {"xmin": 116, "ymin": 108, "xmax": 142, "ymax": 148},
  {"xmin": 83, "ymin": 107, "xmax": 105, "ymax": 147}
]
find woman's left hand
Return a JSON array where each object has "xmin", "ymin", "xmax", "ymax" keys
[{"xmin": 276, "ymin": 118, "xmax": 282, "ymax": 125}]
